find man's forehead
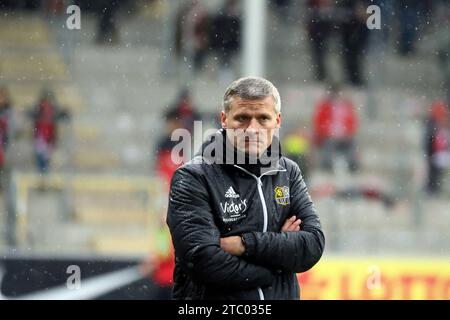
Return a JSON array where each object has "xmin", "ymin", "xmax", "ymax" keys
[{"xmin": 230, "ymin": 96, "xmax": 276, "ymax": 112}]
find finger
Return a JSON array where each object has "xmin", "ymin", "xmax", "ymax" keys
[
  {"xmin": 284, "ymin": 216, "xmax": 295, "ymax": 224},
  {"xmin": 282, "ymin": 222, "xmax": 295, "ymax": 232},
  {"xmin": 286, "ymin": 222, "xmax": 299, "ymax": 232},
  {"xmin": 285, "ymin": 219, "xmax": 302, "ymax": 232},
  {"xmin": 220, "ymin": 240, "xmax": 232, "ymax": 254},
  {"xmin": 281, "ymin": 217, "xmax": 295, "ymax": 231}
]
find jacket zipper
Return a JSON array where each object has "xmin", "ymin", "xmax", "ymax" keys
[{"xmin": 233, "ymin": 165, "xmax": 286, "ymax": 300}]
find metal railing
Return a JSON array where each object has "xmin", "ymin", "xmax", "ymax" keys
[{"xmin": 7, "ymin": 172, "xmax": 167, "ymax": 251}]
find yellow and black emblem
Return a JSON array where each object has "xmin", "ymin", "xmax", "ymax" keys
[{"xmin": 274, "ymin": 186, "xmax": 290, "ymax": 205}]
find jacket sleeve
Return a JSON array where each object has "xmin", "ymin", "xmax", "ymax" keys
[
  {"xmin": 166, "ymin": 166, "xmax": 275, "ymax": 290},
  {"xmin": 241, "ymin": 164, "xmax": 325, "ymax": 273}
]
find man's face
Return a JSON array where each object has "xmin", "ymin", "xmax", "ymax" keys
[{"xmin": 221, "ymin": 96, "xmax": 281, "ymax": 157}]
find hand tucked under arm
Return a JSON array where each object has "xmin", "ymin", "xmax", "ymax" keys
[
  {"xmin": 222, "ymin": 164, "xmax": 325, "ymax": 273},
  {"xmin": 220, "ymin": 236, "xmax": 245, "ymax": 256},
  {"xmin": 220, "ymin": 216, "xmax": 301, "ymax": 256},
  {"xmin": 168, "ymin": 168, "xmax": 276, "ymax": 290}
]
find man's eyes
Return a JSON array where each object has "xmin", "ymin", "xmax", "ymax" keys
[
  {"xmin": 259, "ymin": 116, "xmax": 271, "ymax": 122},
  {"xmin": 235, "ymin": 116, "xmax": 271, "ymax": 122}
]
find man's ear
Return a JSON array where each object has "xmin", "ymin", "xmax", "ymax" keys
[
  {"xmin": 221, "ymin": 111, "xmax": 227, "ymax": 128},
  {"xmin": 276, "ymin": 112, "xmax": 281, "ymax": 129}
]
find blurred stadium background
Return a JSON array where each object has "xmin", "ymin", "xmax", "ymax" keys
[{"xmin": 0, "ymin": 0, "xmax": 449, "ymax": 299}]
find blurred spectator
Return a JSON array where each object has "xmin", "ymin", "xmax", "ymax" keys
[
  {"xmin": 396, "ymin": 0, "xmax": 433, "ymax": 56},
  {"xmin": 151, "ymin": 90, "xmax": 204, "ymax": 298},
  {"xmin": 210, "ymin": 0, "xmax": 241, "ymax": 84},
  {"xmin": 436, "ymin": 9, "xmax": 450, "ymax": 106},
  {"xmin": 313, "ymin": 84, "xmax": 359, "ymax": 173},
  {"xmin": 28, "ymin": 89, "xmax": 70, "ymax": 174},
  {"xmin": 306, "ymin": 0, "xmax": 334, "ymax": 82},
  {"xmin": 44, "ymin": 0, "xmax": 64, "ymax": 15},
  {"xmin": 155, "ymin": 108, "xmax": 184, "ymax": 189},
  {"xmin": 417, "ymin": 0, "xmax": 434, "ymax": 30},
  {"xmin": 338, "ymin": 0, "xmax": 369, "ymax": 86},
  {"xmin": 424, "ymin": 101, "xmax": 450, "ymax": 195},
  {"xmin": 139, "ymin": 215, "xmax": 174, "ymax": 300},
  {"xmin": 145, "ymin": 98, "xmax": 203, "ymax": 299},
  {"xmin": 96, "ymin": 0, "xmax": 120, "ymax": 45},
  {"xmin": 307, "ymin": 0, "xmax": 369, "ymax": 86},
  {"xmin": 171, "ymin": 88, "xmax": 201, "ymax": 134},
  {"xmin": 149, "ymin": 212, "xmax": 175, "ymax": 300},
  {"xmin": 371, "ymin": 0, "xmax": 394, "ymax": 43},
  {"xmin": 282, "ymin": 128, "xmax": 311, "ymax": 180},
  {"xmin": 271, "ymin": 0, "xmax": 294, "ymax": 23},
  {"xmin": 151, "ymin": 113, "xmax": 183, "ymax": 299},
  {"xmin": 45, "ymin": 0, "xmax": 75, "ymax": 66},
  {"xmin": 174, "ymin": 0, "xmax": 210, "ymax": 74},
  {"xmin": 155, "ymin": 89, "xmax": 200, "ymax": 186},
  {"xmin": 0, "ymin": 86, "xmax": 14, "ymax": 174}
]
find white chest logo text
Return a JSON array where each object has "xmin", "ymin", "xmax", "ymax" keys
[{"xmin": 220, "ymin": 187, "xmax": 247, "ymax": 222}]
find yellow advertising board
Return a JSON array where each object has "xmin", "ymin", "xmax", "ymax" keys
[{"xmin": 297, "ymin": 257, "xmax": 450, "ymax": 300}]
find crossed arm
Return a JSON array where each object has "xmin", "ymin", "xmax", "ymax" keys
[
  {"xmin": 221, "ymin": 165, "xmax": 325, "ymax": 273},
  {"xmin": 167, "ymin": 168, "xmax": 276, "ymax": 291},
  {"xmin": 220, "ymin": 216, "xmax": 302, "ymax": 255},
  {"xmin": 167, "ymin": 165, "xmax": 324, "ymax": 292}
]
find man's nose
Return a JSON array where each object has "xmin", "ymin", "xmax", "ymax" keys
[{"xmin": 246, "ymin": 118, "xmax": 261, "ymax": 132}]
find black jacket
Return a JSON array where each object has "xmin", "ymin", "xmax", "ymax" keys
[{"xmin": 166, "ymin": 129, "xmax": 324, "ymax": 300}]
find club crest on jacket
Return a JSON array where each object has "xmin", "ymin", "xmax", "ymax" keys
[{"xmin": 274, "ymin": 186, "xmax": 290, "ymax": 205}]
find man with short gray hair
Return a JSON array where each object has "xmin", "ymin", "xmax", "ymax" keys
[{"xmin": 167, "ymin": 76, "xmax": 324, "ymax": 300}]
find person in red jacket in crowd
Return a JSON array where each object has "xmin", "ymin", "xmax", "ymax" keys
[
  {"xmin": 313, "ymin": 83, "xmax": 359, "ymax": 173},
  {"xmin": 28, "ymin": 89, "xmax": 69, "ymax": 174},
  {"xmin": 141, "ymin": 97, "xmax": 201, "ymax": 299},
  {"xmin": 0, "ymin": 86, "xmax": 14, "ymax": 174},
  {"xmin": 155, "ymin": 89, "xmax": 201, "ymax": 188},
  {"xmin": 172, "ymin": 88, "xmax": 201, "ymax": 134},
  {"xmin": 424, "ymin": 100, "xmax": 450, "ymax": 195},
  {"xmin": 143, "ymin": 109, "xmax": 181, "ymax": 299},
  {"xmin": 139, "ymin": 223, "xmax": 175, "ymax": 300},
  {"xmin": 155, "ymin": 108, "xmax": 184, "ymax": 190}
]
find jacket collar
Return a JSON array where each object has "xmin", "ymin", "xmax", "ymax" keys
[{"xmin": 197, "ymin": 129, "xmax": 285, "ymax": 176}]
